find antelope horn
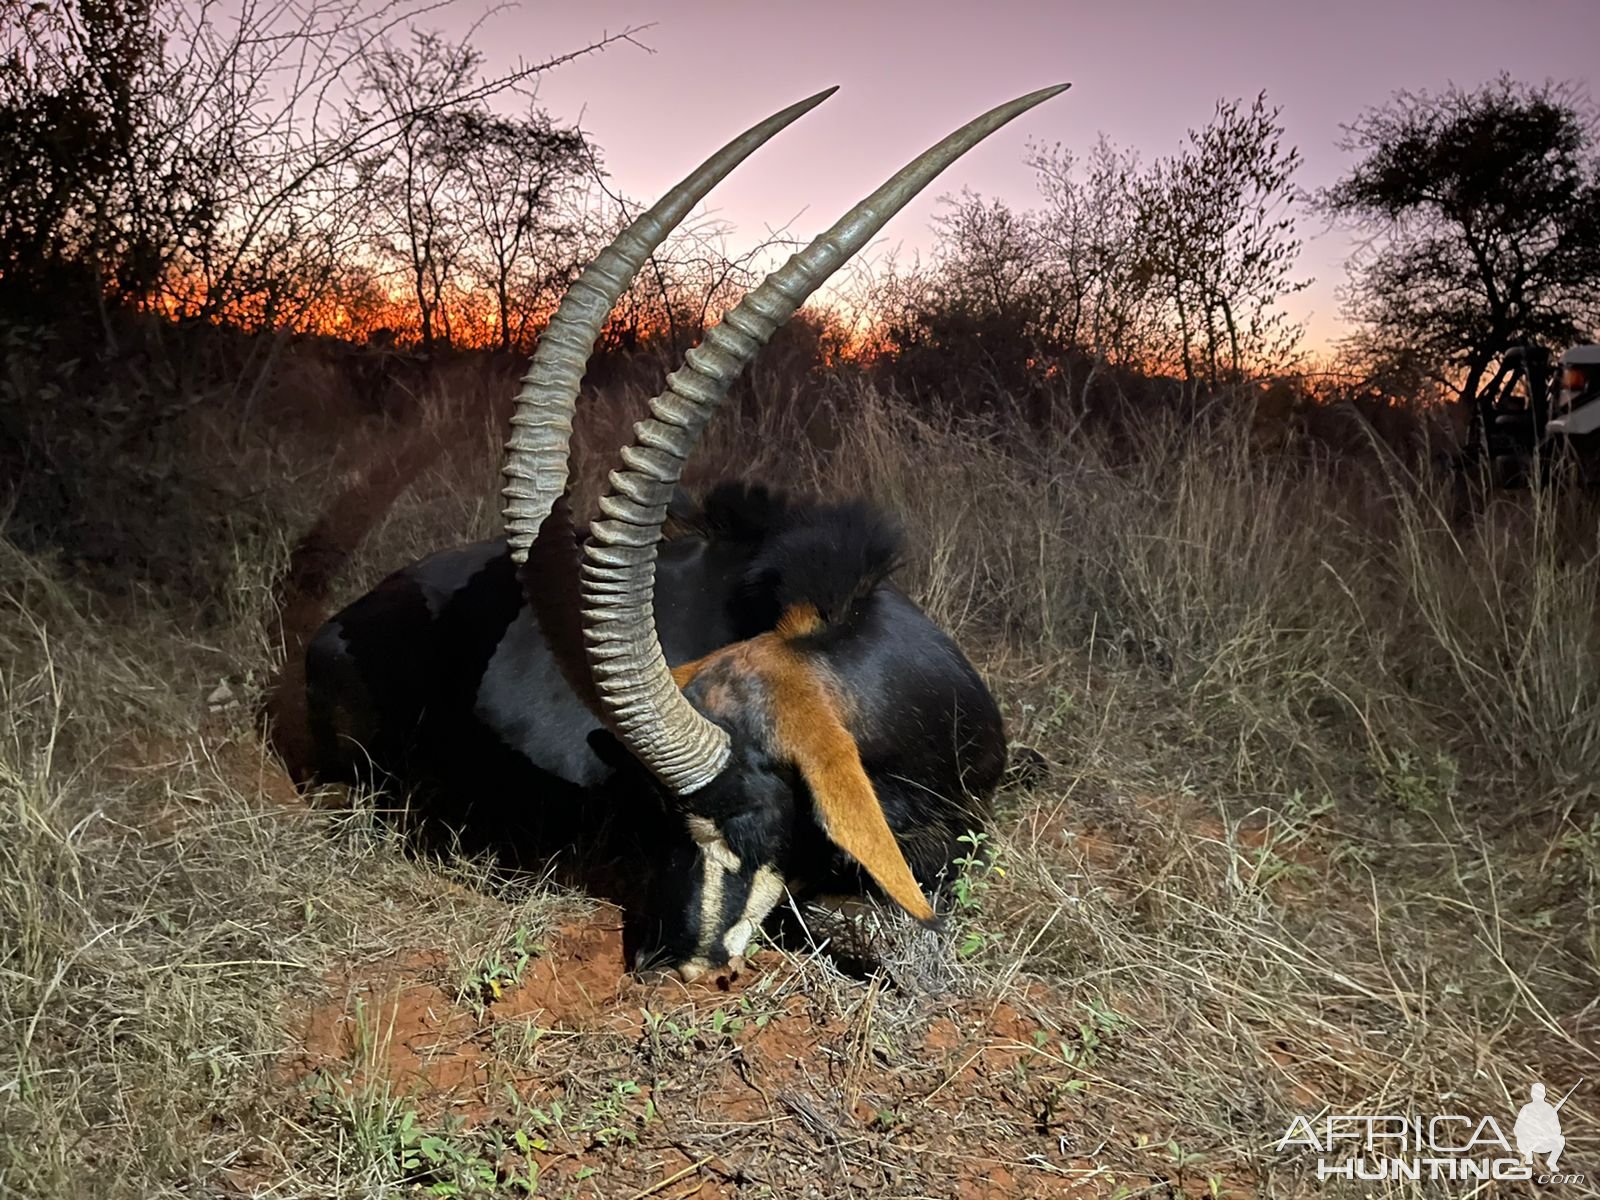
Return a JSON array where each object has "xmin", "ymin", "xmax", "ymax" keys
[
  {"xmin": 499, "ymin": 87, "xmax": 837, "ymax": 563},
  {"xmin": 582, "ymin": 85, "xmax": 1071, "ymax": 794}
]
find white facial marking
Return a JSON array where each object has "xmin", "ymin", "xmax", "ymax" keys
[
  {"xmin": 683, "ymin": 816, "xmax": 771, "ymax": 967},
  {"xmin": 696, "ymin": 843, "xmax": 727, "ymax": 958},
  {"xmin": 721, "ymin": 865, "xmax": 786, "ymax": 959},
  {"xmin": 685, "ymin": 815, "xmax": 742, "ymax": 872}
]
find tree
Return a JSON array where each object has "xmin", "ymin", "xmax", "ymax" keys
[
  {"xmin": 358, "ymin": 31, "xmax": 481, "ymax": 356},
  {"xmin": 446, "ymin": 105, "xmax": 592, "ymax": 351},
  {"xmin": 0, "ymin": 0, "xmax": 639, "ymax": 336},
  {"xmin": 869, "ymin": 92, "xmax": 1306, "ymax": 416},
  {"xmin": 1030, "ymin": 136, "xmax": 1171, "ymax": 372},
  {"xmin": 1320, "ymin": 76, "xmax": 1600, "ymax": 411},
  {"xmin": 1132, "ymin": 92, "xmax": 1306, "ymax": 388},
  {"xmin": 355, "ymin": 33, "xmax": 600, "ymax": 354},
  {"xmin": 0, "ymin": 0, "xmax": 206, "ymax": 314},
  {"xmin": 866, "ymin": 199, "xmax": 1066, "ymax": 421}
]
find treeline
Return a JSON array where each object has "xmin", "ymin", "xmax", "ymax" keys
[
  {"xmin": 4, "ymin": 0, "xmax": 1599, "ymax": 418},
  {"xmin": 867, "ymin": 78, "xmax": 1600, "ymax": 418},
  {"xmin": 0, "ymin": 0, "xmax": 779, "ymax": 356},
  {"xmin": 866, "ymin": 93, "xmax": 1304, "ymax": 418}
]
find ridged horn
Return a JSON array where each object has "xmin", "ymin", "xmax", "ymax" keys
[
  {"xmin": 499, "ymin": 87, "xmax": 837, "ymax": 564},
  {"xmin": 582, "ymin": 84, "xmax": 1071, "ymax": 794}
]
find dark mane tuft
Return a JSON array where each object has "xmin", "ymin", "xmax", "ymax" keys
[
  {"xmin": 666, "ymin": 481, "xmax": 796, "ymax": 542},
  {"xmin": 745, "ymin": 500, "xmax": 904, "ymax": 628}
]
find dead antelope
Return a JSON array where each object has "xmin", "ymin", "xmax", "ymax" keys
[{"xmin": 305, "ymin": 84, "xmax": 1068, "ymax": 977}]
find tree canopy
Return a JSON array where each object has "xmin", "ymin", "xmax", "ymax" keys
[{"xmin": 1321, "ymin": 76, "xmax": 1600, "ymax": 407}]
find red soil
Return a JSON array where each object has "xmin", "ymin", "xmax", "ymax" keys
[{"xmin": 273, "ymin": 905, "xmax": 1257, "ymax": 1199}]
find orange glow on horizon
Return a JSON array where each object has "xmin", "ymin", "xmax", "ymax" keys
[{"xmin": 141, "ymin": 267, "xmax": 1341, "ymax": 383}]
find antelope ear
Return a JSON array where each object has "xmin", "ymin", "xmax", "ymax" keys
[
  {"xmin": 671, "ymin": 621, "xmax": 935, "ymax": 924},
  {"xmin": 790, "ymin": 723, "xmax": 936, "ymax": 925},
  {"xmin": 759, "ymin": 647, "xmax": 935, "ymax": 924}
]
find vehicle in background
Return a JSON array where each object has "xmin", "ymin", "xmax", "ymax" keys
[{"xmin": 1471, "ymin": 343, "xmax": 1600, "ymax": 485}]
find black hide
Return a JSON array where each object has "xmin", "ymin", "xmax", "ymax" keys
[{"xmin": 304, "ymin": 485, "xmax": 1006, "ymax": 964}]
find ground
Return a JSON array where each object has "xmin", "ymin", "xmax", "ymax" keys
[
  {"xmin": 237, "ymin": 762, "xmax": 1269, "ymax": 1200},
  {"xmin": 2, "ymin": 337, "xmax": 1597, "ymax": 1197},
  {"xmin": 271, "ymin": 905, "xmax": 1131, "ymax": 1199},
  {"xmin": 77, "ymin": 711, "xmax": 1593, "ymax": 1199}
]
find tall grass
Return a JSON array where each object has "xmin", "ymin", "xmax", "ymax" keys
[{"xmin": 2, "ymin": 345, "xmax": 1596, "ymax": 1196}]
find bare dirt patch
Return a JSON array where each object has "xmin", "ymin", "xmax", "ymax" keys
[{"xmin": 269, "ymin": 903, "xmax": 1259, "ymax": 1199}]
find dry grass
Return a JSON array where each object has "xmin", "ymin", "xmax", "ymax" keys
[{"xmin": 1, "ymin": 332, "xmax": 1597, "ymax": 1197}]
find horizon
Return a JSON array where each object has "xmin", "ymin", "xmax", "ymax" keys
[{"xmin": 443, "ymin": 0, "xmax": 1598, "ymax": 355}]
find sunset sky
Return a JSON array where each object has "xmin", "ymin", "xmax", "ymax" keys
[{"xmin": 450, "ymin": 1, "xmax": 1597, "ymax": 352}]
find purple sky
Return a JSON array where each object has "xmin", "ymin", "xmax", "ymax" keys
[{"xmin": 452, "ymin": 0, "xmax": 1597, "ymax": 350}]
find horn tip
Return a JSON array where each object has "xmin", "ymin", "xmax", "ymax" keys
[
  {"xmin": 1026, "ymin": 82, "xmax": 1072, "ymax": 105},
  {"xmin": 789, "ymin": 85, "xmax": 840, "ymax": 118}
]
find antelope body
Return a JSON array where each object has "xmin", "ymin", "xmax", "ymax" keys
[{"xmin": 302, "ymin": 84, "xmax": 1068, "ymax": 976}]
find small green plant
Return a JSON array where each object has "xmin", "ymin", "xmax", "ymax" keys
[
  {"xmin": 492, "ymin": 1017, "xmax": 550, "ymax": 1065},
  {"xmin": 460, "ymin": 927, "xmax": 539, "ymax": 1009},
  {"xmin": 1329, "ymin": 837, "xmax": 1379, "ymax": 880},
  {"xmin": 951, "ymin": 829, "xmax": 1007, "ymax": 957},
  {"xmin": 640, "ymin": 1006, "xmax": 702, "ymax": 1060},
  {"xmin": 1378, "ymin": 749, "xmax": 1458, "ymax": 812},
  {"xmin": 706, "ymin": 1005, "xmax": 744, "ymax": 1039},
  {"xmin": 1234, "ymin": 790, "xmax": 1333, "ymax": 894},
  {"xmin": 304, "ymin": 1072, "xmax": 543, "ymax": 1196},
  {"xmin": 405, "ymin": 1117, "xmax": 551, "ymax": 1197},
  {"xmin": 1033, "ymin": 1074, "xmax": 1088, "ymax": 1133},
  {"xmin": 303, "ymin": 1069, "xmax": 418, "ymax": 1184},
  {"xmin": 641, "ymin": 994, "xmax": 778, "ymax": 1063},
  {"xmin": 505, "ymin": 1129, "xmax": 544, "ymax": 1194},
  {"xmin": 1280, "ymin": 787, "xmax": 1334, "ymax": 825},
  {"xmin": 952, "ymin": 830, "xmax": 1000, "ymax": 911},
  {"xmin": 406, "ymin": 1121, "xmax": 498, "ymax": 1196},
  {"xmin": 1045, "ymin": 997, "xmax": 1125, "ymax": 1070},
  {"xmin": 1018, "ymin": 687, "xmax": 1075, "ymax": 742},
  {"xmin": 1018, "ymin": 1003, "xmax": 1124, "ymax": 1125},
  {"xmin": 582, "ymin": 1079, "xmax": 653, "ymax": 1147},
  {"xmin": 1163, "ymin": 1137, "xmax": 1203, "ymax": 1171},
  {"xmin": 870, "ymin": 1104, "xmax": 912, "ymax": 1132},
  {"xmin": 738, "ymin": 990, "xmax": 778, "ymax": 1029}
]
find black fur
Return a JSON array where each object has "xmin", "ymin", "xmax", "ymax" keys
[
  {"xmin": 744, "ymin": 498, "xmax": 904, "ymax": 628},
  {"xmin": 304, "ymin": 484, "xmax": 1005, "ymax": 971}
]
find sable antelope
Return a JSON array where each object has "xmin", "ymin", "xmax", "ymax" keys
[{"xmin": 304, "ymin": 84, "xmax": 1068, "ymax": 977}]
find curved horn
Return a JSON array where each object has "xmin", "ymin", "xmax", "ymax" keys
[
  {"xmin": 499, "ymin": 87, "xmax": 837, "ymax": 564},
  {"xmin": 582, "ymin": 84, "xmax": 1071, "ymax": 794}
]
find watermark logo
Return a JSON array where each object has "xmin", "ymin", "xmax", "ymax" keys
[
  {"xmin": 1277, "ymin": 1077, "xmax": 1584, "ymax": 1186},
  {"xmin": 1514, "ymin": 1081, "xmax": 1568, "ymax": 1172}
]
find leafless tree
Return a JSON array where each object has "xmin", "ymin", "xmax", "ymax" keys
[
  {"xmin": 1132, "ymin": 93, "xmax": 1307, "ymax": 389},
  {"xmin": 1030, "ymin": 136, "xmax": 1167, "ymax": 372},
  {"xmin": 0, "ymin": 0, "xmax": 642, "ymax": 338},
  {"xmin": 863, "ymin": 94, "xmax": 1306, "ymax": 417},
  {"xmin": 357, "ymin": 30, "xmax": 481, "ymax": 354},
  {"xmin": 444, "ymin": 104, "xmax": 592, "ymax": 351}
]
